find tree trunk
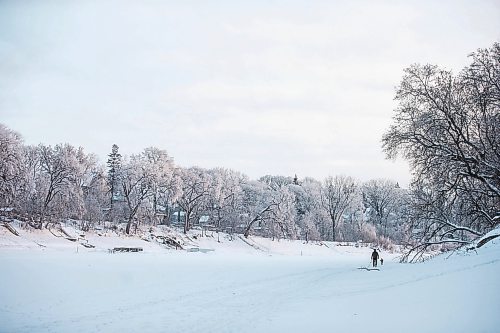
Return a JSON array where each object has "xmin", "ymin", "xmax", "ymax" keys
[
  {"xmin": 125, "ymin": 218, "xmax": 132, "ymax": 234},
  {"xmin": 125, "ymin": 209, "xmax": 137, "ymax": 234},
  {"xmin": 331, "ymin": 217, "xmax": 336, "ymax": 242},
  {"xmin": 244, "ymin": 204, "xmax": 272, "ymax": 238},
  {"xmin": 183, "ymin": 208, "xmax": 190, "ymax": 234}
]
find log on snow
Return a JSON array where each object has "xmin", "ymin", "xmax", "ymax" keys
[{"xmin": 1, "ymin": 223, "xmax": 19, "ymax": 236}]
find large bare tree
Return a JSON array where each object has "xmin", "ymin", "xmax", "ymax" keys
[
  {"xmin": 121, "ymin": 153, "xmax": 155, "ymax": 234},
  {"xmin": 320, "ymin": 175, "xmax": 358, "ymax": 241},
  {"xmin": 362, "ymin": 179, "xmax": 402, "ymax": 236},
  {"xmin": 0, "ymin": 124, "xmax": 24, "ymax": 209},
  {"xmin": 177, "ymin": 167, "xmax": 210, "ymax": 234},
  {"xmin": 382, "ymin": 43, "xmax": 500, "ymax": 259}
]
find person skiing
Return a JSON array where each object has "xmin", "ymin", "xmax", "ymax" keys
[{"xmin": 371, "ymin": 249, "xmax": 379, "ymax": 267}]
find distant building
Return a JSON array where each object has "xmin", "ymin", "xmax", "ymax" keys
[
  {"xmin": 171, "ymin": 211, "xmax": 186, "ymax": 225},
  {"xmin": 199, "ymin": 215, "xmax": 210, "ymax": 224}
]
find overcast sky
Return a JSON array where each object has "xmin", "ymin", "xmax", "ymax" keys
[{"xmin": 1, "ymin": 1, "xmax": 499, "ymax": 186}]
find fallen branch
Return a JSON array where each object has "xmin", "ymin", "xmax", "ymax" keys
[
  {"xmin": 1, "ymin": 223, "xmax": 19, "ymax": 236},
  {"xmin": 470, "ymin": 234, "xmax": 500, "ymax": 250}
]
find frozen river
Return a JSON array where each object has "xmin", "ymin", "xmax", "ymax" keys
[{"xmin": 1, "ymin": 244, "xmax": 499, "ymax": 333}]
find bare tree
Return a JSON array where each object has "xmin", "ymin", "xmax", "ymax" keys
[
  {"xmin": 382, "ymin": 43, "xmax": 500, "ymax": 258},
  {"xmin": 141, "ymin": 147, "xmax": 180, "ymax": 226},
  {"xmin": 0, "ymin": 124, "xmax": 24, "ymax": 209},
  {"xmin": 320, "ymin": 175, "xmax": 358, "ymax": 241},
  {"xmin": 121, "ymin": 154, "xmax": 155, "ymax": 234},
  {"xmin": 259, "ymin": 175, "xmax": 294, "ymax": 190},
  {"xmin": 33, "ymin": 144, "xmax": 82, "ymax": 228},
  {"xmin": 401, "ymin": 180, "xmax": 482, "ymax": 262},
  {"xmin": 205, "ymin": 168, "xmax": 245, "ymax": 238},
  {"xmin": 288, "ymin": 177, "xmax": 324, "ymax": 242},
  {"xmin": 177, "ymin": 167, "xmax": 209, "ymax": 234},
  {"xmin": 266, "ymin": 186, "xmax": 298, "ymax": 240},
  {"xmin": 362, "ymin": 179, "xmax": 402, "ymax": 236},
  {"xmin": 241, "ymin": 176, "xmax": 299, "ymax": 240},
  {"xmin": 242, "ymin": 180, "xmax": 273, "ymax": 238},
  {"xmin": 81, "ymin": 165, "xmax": 108, "ymax": 231}
]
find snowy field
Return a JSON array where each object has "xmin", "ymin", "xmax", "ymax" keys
[{"xmin": 0, "ymin": 227, "xmax": 499, "ymax": 333}]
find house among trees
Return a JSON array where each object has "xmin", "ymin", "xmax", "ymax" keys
[{"xmin": 171, "ymin": 211, "xmax": 186, "ymax": 225}]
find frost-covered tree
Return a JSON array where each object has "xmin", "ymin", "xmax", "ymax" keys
[
  {"xmin": 71, "ymin": 151, "xmax": 108, "ymax": 230},
  {"xmin": 266, "ymin": 186, "xmax": 298, "ymax": 240},
  {"xmin": 401, "ymin": 180, "xmax": 484, "ymax": 262},
  {"xmin": 205, "ymin": 168, "xmax": 245, "ymax": 237},
  {"xmin": 242, "ymin": 180, "xmax": 272, "ymax": 237},
  {"xmin": 36, "ymin": 144, "xmax": 66, "ymax": 225},
  {"xmin": 242, "ymin": 179, "xmax": 299, "ymax": 240},
  {"xmin": 239, "ymin": 175, "xmax": 303, "ymax": 240},
  {"xmin": 0, "ymin": 124, "xmax": 24, "ymax": 209},
  {"xmin": 259, "ymin": 175, "xmax": 294, "ymax": 190},
  {"xmin": 177, "ymin": 167, "xmax": 210, "ymax": 233},
  {"xmin": 300, "ymin": 211, "xmax": 322, "ymax": 242},
  {"xmin": 16, "ymin": 145, "xmax": 40, "ymax": 218},
  {"xmin": 28, "ymin": 144, "xmax": 87, "ymax": 228},
  {"xmin": 339, "ymin": 190, "xmax": 365, "ymax": 242},
  {"xmin": 81, "ymin": 165, "xmax": 108, "ymax": 231},
  {"xmin": 362, "ymin": 179, "xmax": 403, "ymax": 237},
  {"xmin": 320, "ymin": 175, "xmax": 358, "ymax": 241},
  {"xmin": 289, "ymin": 177, "xmax": 323, "ymax": 242},
  {"xmin": 141, "ymin": 147, "xmax": 180, "ymax": 226},
  {"xmin": 382, "ymin": 43, "xmax": 500, "ymax": 256},
  {"xmin": 120, "ymin": 153, "xmax": 156, "ymax": 234},
  {"xmin": 56, "ymin": 147, "xmax": 96, "ymax": 222}
]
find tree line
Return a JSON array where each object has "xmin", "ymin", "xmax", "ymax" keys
[{"xmin": 0, "ymin": 127, "xmax": 408, "ymax": 247}]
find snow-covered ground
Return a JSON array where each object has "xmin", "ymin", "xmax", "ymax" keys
[{"xmin": 0, "ymin": 225, "xmax": 499, "ymax": 333}]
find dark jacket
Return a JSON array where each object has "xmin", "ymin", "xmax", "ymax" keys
[{"xmin": 371, "ymin": 250, "xmax": 379, "ymax": 260}]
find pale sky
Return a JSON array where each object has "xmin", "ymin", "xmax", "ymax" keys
[{"xmin": 1, "ymin": 1, "xmax": 499, "ymax": 186}]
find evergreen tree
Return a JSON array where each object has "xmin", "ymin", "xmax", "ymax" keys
[{"xmin": 107, "ymin": 144, "xmax": 122, "ymax": 210}]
